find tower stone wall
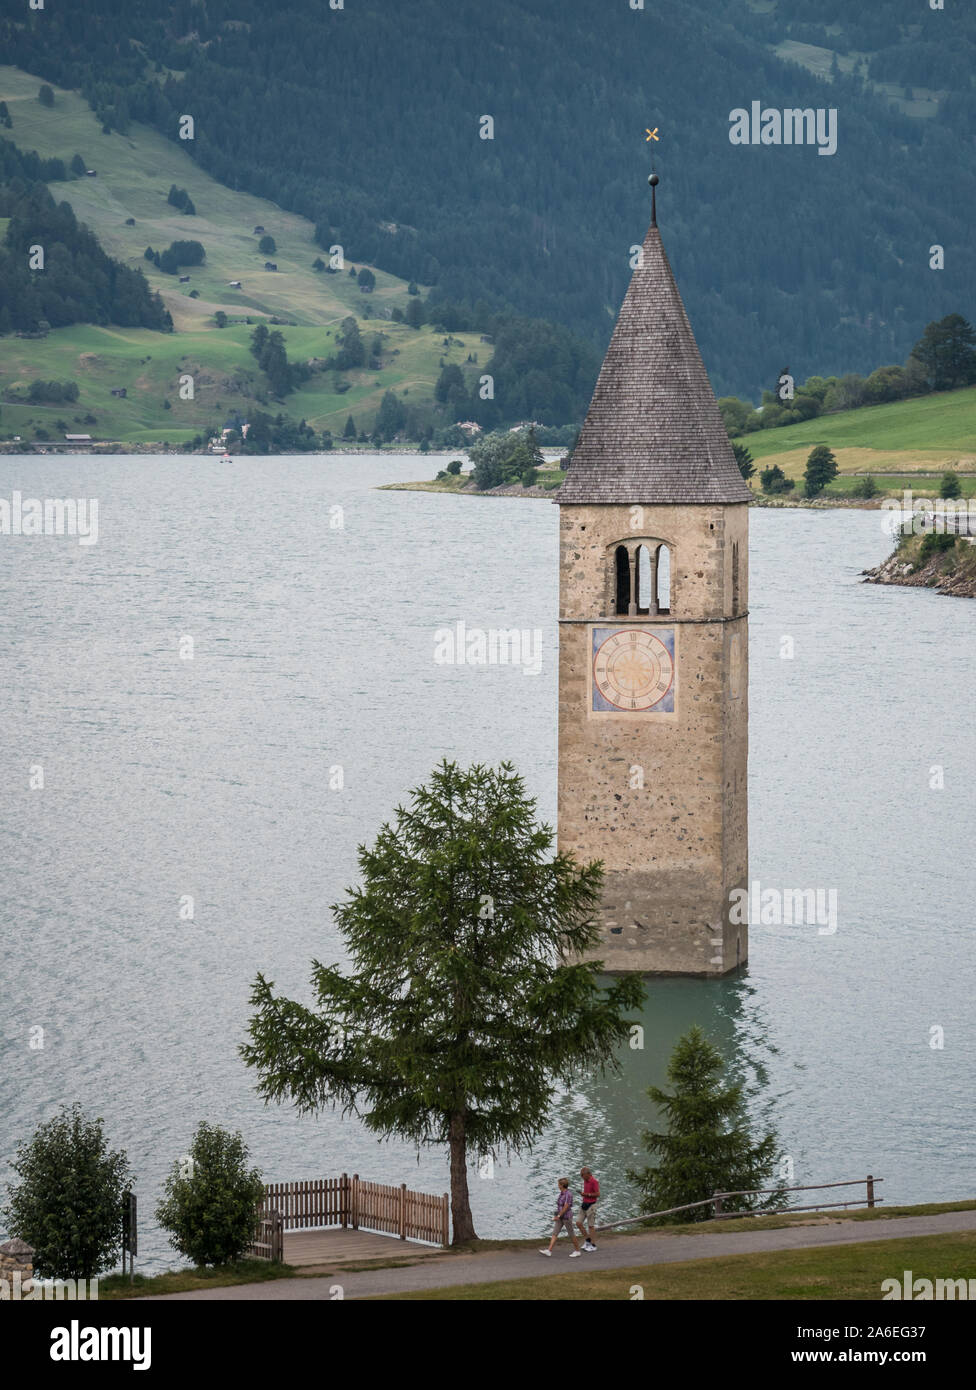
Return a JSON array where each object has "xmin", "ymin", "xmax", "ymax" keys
[{"xmin": 557, "ymin": 503, "xmax": 748, "ymax": 975}]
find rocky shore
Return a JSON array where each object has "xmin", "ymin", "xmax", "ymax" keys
[{"xmin": 863, "ymin": 537, "xmax": 976, "ymax": 598}]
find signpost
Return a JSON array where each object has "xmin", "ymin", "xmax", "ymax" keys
[{"xmin": 121, "ymin": 1191, "xmax": 137, "ymax": 1284}]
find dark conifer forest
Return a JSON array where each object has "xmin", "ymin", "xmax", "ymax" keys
[{"xmin": 0, "ymin": 0, "xmax": 973, "ymax": 396}]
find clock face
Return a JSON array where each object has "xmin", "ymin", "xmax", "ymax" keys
[{"xmin": 591, "ymin": 627, "xmax": 675, "ymax": 713}]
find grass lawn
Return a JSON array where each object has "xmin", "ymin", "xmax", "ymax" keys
[
  {"xmin": 382, "ymin": 1231, "xmax": 976, "ymax": 1301},
  {"xmin": 97, "ymin": 1260, "xmax": 303, "ymax": 1299}
]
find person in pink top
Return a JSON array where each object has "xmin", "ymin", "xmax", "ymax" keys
[
  {"xmin": 576, "ymin": 1166, "xmax": 600, "ymax": 1251},
  {"xmin": 539, "ymin": 1177, "xmax": 581, "ymax": 1257}
]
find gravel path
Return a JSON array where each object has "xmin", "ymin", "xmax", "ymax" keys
[{"xmin": 145, "ymin": 1210, "xmax": 976, "ymax": 1300}]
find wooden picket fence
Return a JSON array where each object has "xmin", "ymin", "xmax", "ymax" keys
[
  {"xmin": 248, "ymin": 1173, "xmax": 449, "ymax": 1260},
  {"xmin": 263, "ymin": 1177, "xmax": 348, "ymax": 1230}
]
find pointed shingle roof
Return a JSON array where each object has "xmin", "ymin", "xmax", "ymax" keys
[{"xmin": 557, "ymin": 220, "xmax": 751, "ymax": 505}]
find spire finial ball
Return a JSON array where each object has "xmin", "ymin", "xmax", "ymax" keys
[{"xmin": 648, "ymin": 173, "xmax": 659, "ymax": 186}]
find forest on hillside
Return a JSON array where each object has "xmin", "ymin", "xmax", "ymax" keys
[
  {"xmin": 0, "ymin": 0, "xmax": 973, "ymax": 398},
  {"xmin": 0, "ymin": 139, "xmax": 172, "ymax": 334}
]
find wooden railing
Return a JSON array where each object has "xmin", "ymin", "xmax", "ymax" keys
[
  {"xmin": 247, "ymin": 1173, "xmax": 449, "ymax": 1259},
  {"xmin": 264, "ymin": 1177, "xmax": 349, "ymax": 1230},
  {"xmin": 597, "ymin": 1175, "xmax": 883, "ymax": 1232},
  {"xmin": 250, "ymin": 1208, "xmax": 284, "ymax": 1262}
]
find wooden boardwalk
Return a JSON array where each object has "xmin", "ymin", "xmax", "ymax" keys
[{"xmin": 283, "ymin": 1227, "xmax": 448, "ymax": 1268}]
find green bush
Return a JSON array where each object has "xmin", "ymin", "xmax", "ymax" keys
[
  {"xmin": 2, "ymin": 1103, "xmax": 133, "ymax": 1279},
  {"xmin": 446, "ymin": 459, "xmax": 463, "ymax": 475},
  {"xmin": 919, "ymin": 531, "xmax": 959, "ymax": 564},
  {"xmin": 156, "ymin": 1123, "xmax": 265, "ymax": 1268},
  {"xmin": 850, "ymin": 475, "xmax": 878, "ymax": 498},
  {"xmin": 759, "ymin": 464, "xmax": 795, "ymax": 495}
]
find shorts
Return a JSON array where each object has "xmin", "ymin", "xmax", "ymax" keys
[
  {"xmin": 551, "ymin": 1213, "xmax": 574, "ymax": 1237},
  {"xmin": 578, "ymin": 1203, "xmax": 597, "ymax": 1230}
]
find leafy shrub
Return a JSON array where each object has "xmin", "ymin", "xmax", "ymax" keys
[
  {"xmin": 759, "ymin": 464, "xmax": 795, "ymax": 495},
  {"xmin": 155, "ymin": 1123, "xmax": 265, "ymax": 1268},
  {"xmin": 919, "ymin": 532, "xmax": 959, "ymax": 564},
  {"xmin": 850, "ymin": 475, "xmax": 878, "ymax": 498},
  {"xmin": 2, "ymin": 1104, "xmax": 132, "ymax": 1279}
]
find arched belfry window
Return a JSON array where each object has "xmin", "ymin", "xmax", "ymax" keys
[
  {"xmin": 614, "ymin": 546, "xmax": 631, "ymax": 616},
  {"xmin": 657, "ymin": 544, "xmax": 671, "ymax": 614},
  {"xmin": 608, "ymin": 539, "xmax": 671, "ymax": 617},
  {"xmin": 636, "ymin": 545, "xmax": 653, "ymax": 615}
]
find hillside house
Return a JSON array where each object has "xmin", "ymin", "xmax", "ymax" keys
[
  {"xmin": 65, "ymin": 434, "xmax": 92, "ymax": 441},
  {"xmin": 85, "ymin": 169, "xmax": 96, "ymax": 177},
  {"xmin": 264, "ymin": 262, "xmax": 277, "ymax": 271},
  {"xmin": 179, "ymin": 275, "xmax": 190, "ymax": 283},
  {"xmin": 253, "ymin": 225, "xmax": 265, "ymax": 234},
  {"xmin": 229, "ymin": 280, "xmax": 242, "ymax": 288},
  {"xmin": 110, "ymin": 387, "xmax": 127, "ymax": 398}
]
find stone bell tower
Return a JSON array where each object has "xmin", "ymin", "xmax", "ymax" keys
[{"xmin": 556, "ymin": 175, "xmax": 750, "ymax": 976}]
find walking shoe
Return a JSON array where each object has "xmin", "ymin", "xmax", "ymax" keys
[
  {"xmin": 582, "ymin": 1241, "xmax": 595, "ymax": 1252},
  {"xmin": 538, "ymin": 1249, "xmax": 551, "ymax": 1257},
  {"xmin": 569, "ymin": 1249, "xmax": 581, "ymax": 1257}
]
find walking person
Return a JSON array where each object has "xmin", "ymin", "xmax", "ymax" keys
[
  {"xmin": 539, "ymin": 1177, "xmax": 581, "ymax": 1257},
  {"xmin": 576, "ymin": 1166, "xmax": 600, "ymax": 1251}
]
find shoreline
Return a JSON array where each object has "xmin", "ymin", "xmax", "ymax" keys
[{"xmin": 378, "ymin": 477, "xmax": 902, "ymax": 510}]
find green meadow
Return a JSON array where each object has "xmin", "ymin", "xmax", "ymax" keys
[
  {"xmin": 734, "ymin": 386, "xmax": 976, "ymax": 486},
  {"xmin": 0, "ymin": 65, "xmax": 485, "ymax": 443}
]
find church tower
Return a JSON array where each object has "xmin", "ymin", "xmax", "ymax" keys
[{"xmin": 556, "ymin": 177, "xmax": 750, "ymax": 976}]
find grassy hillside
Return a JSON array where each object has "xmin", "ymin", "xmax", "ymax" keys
[
  {"xmin": 735, "ymin": 386, "xmax": 976, "ymax": 490},
  {"xmin": 0, "ymin": 66, "xmax": 483, "ymax": 444}
]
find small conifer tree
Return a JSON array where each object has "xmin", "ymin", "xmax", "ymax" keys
[{"xmin": 627, "ymin": 1026, "xmax": 783, "ymax": 1222}]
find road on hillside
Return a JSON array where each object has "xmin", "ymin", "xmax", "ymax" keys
[{"xmin": 145, "ymin": 1210, "xmax": 976, "ymax": 1300}]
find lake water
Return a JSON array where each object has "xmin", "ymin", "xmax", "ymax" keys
[{"xmin": 1, "ymin": 454, "xmax": 973, "ymax": 1272}]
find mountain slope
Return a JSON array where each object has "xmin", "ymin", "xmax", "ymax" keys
[
  {"xmin": 1, "ymin": 0, "xmax": 973, "ymax": 398},
  {"xmin": 0, "ymin": 67, "xmax": 486, "ymax": 442}
]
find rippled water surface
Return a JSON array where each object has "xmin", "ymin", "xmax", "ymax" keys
[{"xmin": 1, "ymin": 454, "xmax": 973, "ymax": 1271}]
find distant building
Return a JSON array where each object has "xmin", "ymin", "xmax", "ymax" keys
[
  {"xmin": 456, "ymin": 421, "xmax": 483, "ymax": 436},
  {"xmin": 253, "ymin": 225, "xmax": 265, "ymax": 234},
  {"xmin": 264, "ymin": 262, "xmax": 277, "ymax": 271},
  {"xmin": 85, "ymin": 169, "xmax": 97, "ymax": 177},
  {"xmin": 65, "ymin": 434, "xmax": 92, "ymax": 441},
  {"xmin": 110, "ymin": 387, "xmax": 127, "ymax": 398},
  {"xmin": 125, "ymin": 217, "xmax": 135, "ymax": 226},
  {"xmin": 179, "ymin": 275, "xmax": 190, "ymax": 283},
  {"xmin": 229, "ymin": 280, "xmax": 242, "ymax": 288}
]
